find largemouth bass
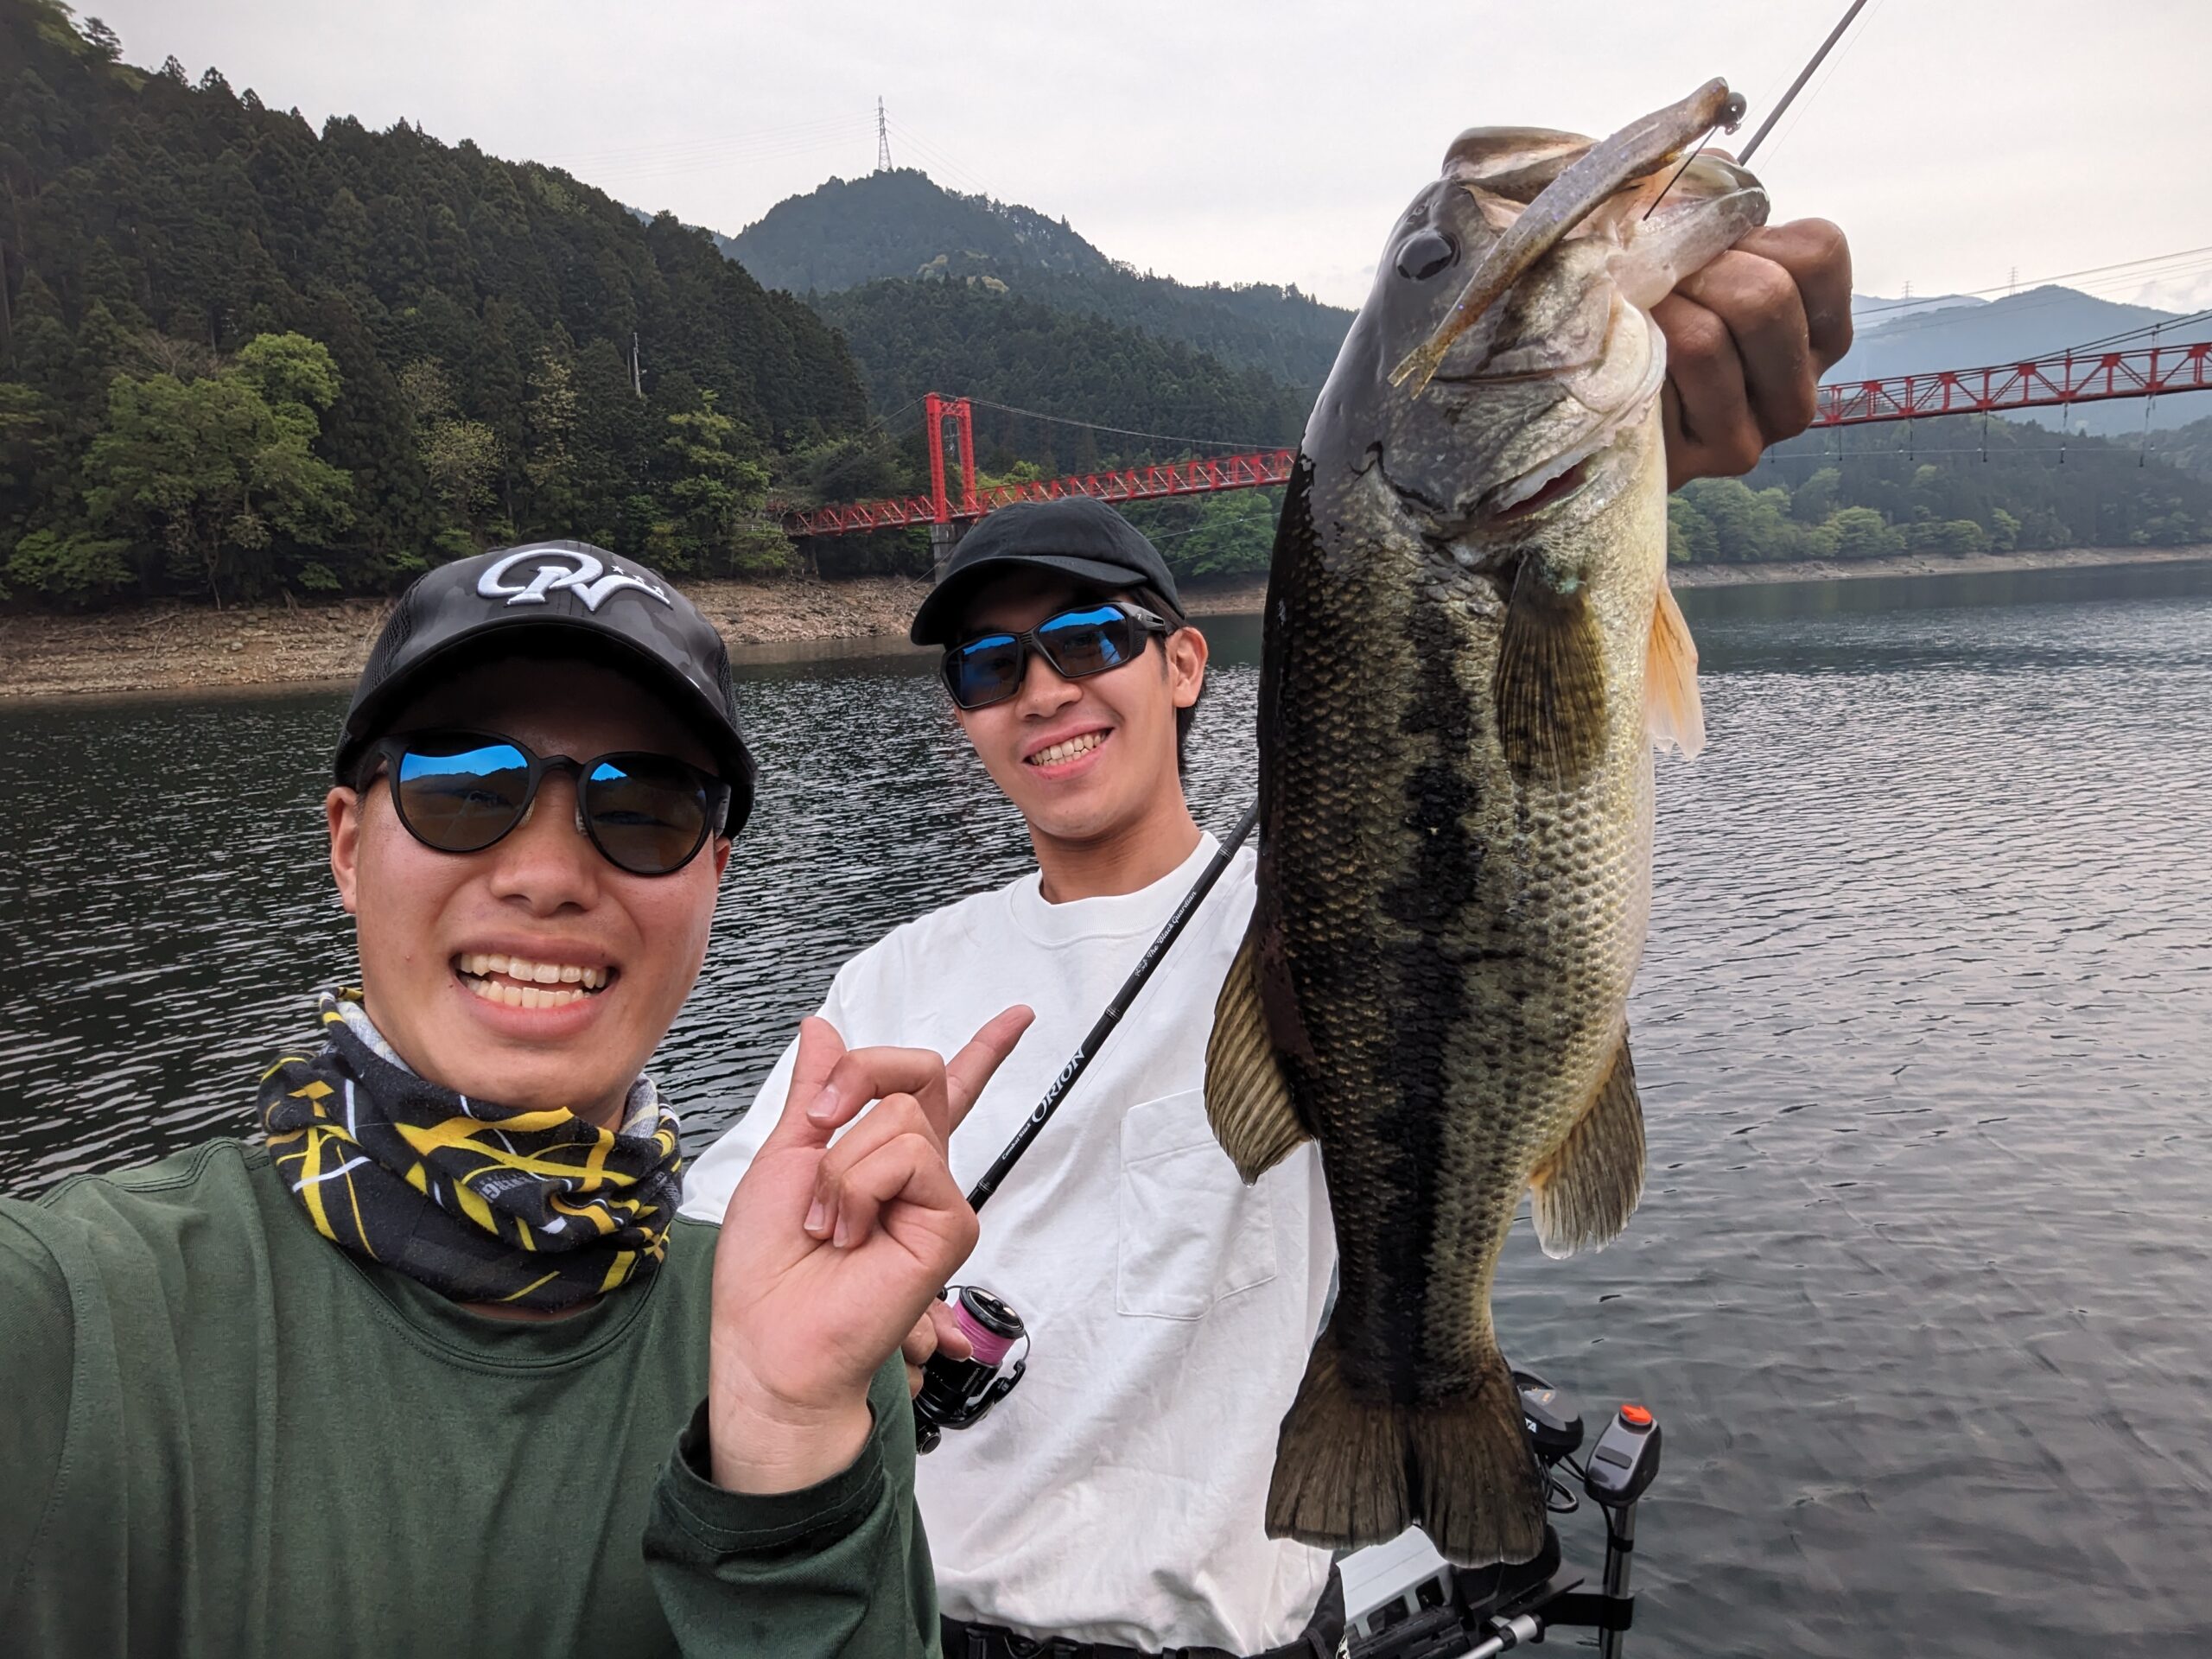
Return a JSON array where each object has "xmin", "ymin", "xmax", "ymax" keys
[{"xmin": 1204, "ymin": 80, "xmax": 1767, "ymax": 1567}]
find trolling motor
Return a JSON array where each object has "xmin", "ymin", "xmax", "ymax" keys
[
  {"xmin": 912, "ymin": 1285, "xmax": 1028, "ymax": 1452},
  {"xmin": 1342, "ymin": 1372, "xmax": 1664, "ymax": 1659}
]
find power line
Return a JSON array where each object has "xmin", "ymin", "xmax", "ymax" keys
[
  {"xmin": 1855, "ymin": 245, "xmax": 2212, "ymax": 322},
  {"xmin": 537, "ymin": 116, "xmax": 863, "ymax": 172}
]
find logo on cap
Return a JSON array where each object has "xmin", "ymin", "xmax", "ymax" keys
[{"xmin": 477, "ymin": 548, "xmax": 672, "ymax": 613}]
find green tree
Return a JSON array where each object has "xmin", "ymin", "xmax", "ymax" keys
[
  {"xmin": 5, "ymin": 528, "xmax": 133, "ymax": 604},
  {"xmin": 1827, "ymin": 506, "xmax": 1901, "ymax": 561},
  {"xmin": 1667, "ymin": 493, "xmax": 1718, "ymax": 563},
  {"xmin": 656, "ymin": 390, "xmax": 787, "ymax": 575},
  {"xmin": 80, "ymin": 331, "xmax": 352, "ymax": 606},
  {"xmin": 1169, "ymin": 488, "xmax": 1277, "ymax": 579}
]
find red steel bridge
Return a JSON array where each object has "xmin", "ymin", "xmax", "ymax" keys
[{"xmin": 783, "ymin": 342, "xmax": 2212, "ymax": 539}]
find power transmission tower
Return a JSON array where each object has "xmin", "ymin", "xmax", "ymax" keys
[{"xmin": 875, "ymin": 98, "xmax": 893, "ymax": 172}]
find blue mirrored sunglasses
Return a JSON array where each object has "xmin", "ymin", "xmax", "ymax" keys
[
  {"xmin": 940, "ymin": 601, "xmax": 1173, "ymax": 711},
  {"xmin": 371, "ymin": 729, "xmax": 730, "ymax": 876}
]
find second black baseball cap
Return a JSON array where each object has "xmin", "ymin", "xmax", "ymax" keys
[
  {"xmin": 334, "ymin": 541, "xmax": 757, "ymax": 834},
  {"xmin": 908, "ymin": 497, "xmax": 1183, "ymax": 646}
]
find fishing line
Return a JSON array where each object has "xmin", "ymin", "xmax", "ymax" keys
[
  {"xmin": 1643, "ymin": 0, "xmax": 1874, "ymax": 220},
  {"xmin": 1743, "ymin": 0, "xmax": 1885, "ymax": 168}
]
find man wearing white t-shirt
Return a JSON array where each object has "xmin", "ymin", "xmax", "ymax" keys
[
  {"xmin": 684, "ymin": 219, "xmax": 1857, "ymax": 1656},
  {"xmin": 684, "ymin": 496, "xmax": 1337, "ymax": 1656}
]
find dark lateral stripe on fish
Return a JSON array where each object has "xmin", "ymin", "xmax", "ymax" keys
[{"xmin": 1370, "ymin": 554, "xmax": 1492, "ymax": 1402}]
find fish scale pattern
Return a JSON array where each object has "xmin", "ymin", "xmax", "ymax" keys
[{"xmin": 1249, "ymin": 416, "xmax": 1665, "ymax": 1562}]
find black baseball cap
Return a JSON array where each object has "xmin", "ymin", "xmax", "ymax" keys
[
  {"xmin": 334, "ymin": 541, "xmax": 757, "ymax": 834},
  {"xmin": 908, "ymin": 497, "xmax": 1183, "ymax": 646}
]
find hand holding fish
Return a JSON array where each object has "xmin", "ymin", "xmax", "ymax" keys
[
  {"xmin": 1657, "ymin": 217, "xmax": 1854, "ymax": 486},
  {"xmin": 705, "ymin": 1008, "xmax": 1031, "ymax": 1493}
]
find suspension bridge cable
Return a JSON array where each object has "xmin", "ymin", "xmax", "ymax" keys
[{"xmin": 962, "ymin": 397, "xmax": 1274, "ymax": 452}]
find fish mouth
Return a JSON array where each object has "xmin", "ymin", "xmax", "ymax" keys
[{"xmin": 1392, "ymin": 78, "xmax": 1745, "ymax": 397}]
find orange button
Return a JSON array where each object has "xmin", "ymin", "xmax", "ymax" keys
[{"xmin": 1619, "ymin": 1403, "xmax": 1653, "ymax": 1428}]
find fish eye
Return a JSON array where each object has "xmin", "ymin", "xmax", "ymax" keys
[{"xmin": 1395, "ymin": 227, "xmax": 1457, "ymax": 282}]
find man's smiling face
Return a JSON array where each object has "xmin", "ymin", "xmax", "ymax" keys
[
  {"xmin": 949, "ymin": 570, "xmax": 1205, "ymax": 850},
  {"xmin": 327, "ymin": 654, "xmax": 730, "ymax": 1127}
]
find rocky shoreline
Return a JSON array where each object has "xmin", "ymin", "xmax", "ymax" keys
[{"xmin": 1, "ymin": 546, "xmax": 2204, "ymax": 702}]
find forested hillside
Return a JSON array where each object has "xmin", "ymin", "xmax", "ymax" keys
[
  {"xmin": 0, "ymin": 0, "xmax": 868, "ymax": 607},
  {"xmin": 815, "ymin": 277, "xmax": 1308, "ymax": 476},
  {"xmin": 733, "ymin": 168, "xmax": 1352, "ymax": 388},
  {"xmin": 1671, "ymin": 414, "xmax": 2210, "ymax": 565},
  {"xmin": 1, "ymin": 0, "xmax": 2205, "ymax": 618}
]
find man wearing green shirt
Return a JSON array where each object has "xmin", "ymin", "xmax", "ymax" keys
[{"xmin": 0, "ymin": 541, "xmax": 1029, "ymax": 1658}]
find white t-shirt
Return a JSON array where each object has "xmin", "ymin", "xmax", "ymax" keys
[{"xmin": 680, "ymin": 835, "xmax": 1338, "ymax": 1653}]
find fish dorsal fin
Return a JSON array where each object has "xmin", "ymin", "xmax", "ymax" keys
[
  {"xmin": 1646, "ymin": 576, "xmax": 1705, "ymax": 757},
  {"xmin": 1205, "ymin": 921, "xmax": 1313, "ymax": 1185},
  {"xmin": 1528, "ymin": 1033, "xmax": 1646, "ymax": 1259}
]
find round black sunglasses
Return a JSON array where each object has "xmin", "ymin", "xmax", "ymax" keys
[
  {"xmin": 941, "ymin": 600, "xmax": 1173, "ymax": 711},
  {"xmin": 370, "ymin": 730, "xmax": 731, "ymax": 877}
]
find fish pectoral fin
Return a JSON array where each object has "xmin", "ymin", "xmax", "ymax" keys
[
  {"xmin": 1493, "ymin": 555, "xmax": 1610, "ymax": 785},
  {"xmin": 1529, "ymin": 1033, "xmax": 1647, "ymax": 1259},
  {"xmin": 1205, "ymin": 923, "xmax": 1313, "ymax": 1184},
  {"xmin": 1645, "ymin": 576, "xmax": 1707, "ymax": 757}
]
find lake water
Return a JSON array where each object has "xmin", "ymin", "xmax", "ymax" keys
[{"xmin": 4, "ymin": 560, "xmax": 2210, "ymax": 1656}]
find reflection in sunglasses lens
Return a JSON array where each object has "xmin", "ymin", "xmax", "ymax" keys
[
  {"xmin": 950, "ymin": 636, "xmax": 1024, "ymax": 709},
  {"xmin": 397, "ymin": 741, "xmax": 530, "ymax": 852},
  {"xmin": 586, "ymin": 756, "xmax": 709, "ymax": 874}
]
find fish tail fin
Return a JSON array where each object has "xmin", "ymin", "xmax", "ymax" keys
[
  {"xmin": 1529, "ymin": 1033, "xmax": 1647, "ymax": 1259},
  {"xmin": 1268, "ymin": 1330, "xmax": 1547, "ymax": 1567}
]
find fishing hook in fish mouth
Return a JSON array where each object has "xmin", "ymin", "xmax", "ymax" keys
[{"xmin": 1389, "ymin": 79, "xmax": 1745, "ymax": 400}]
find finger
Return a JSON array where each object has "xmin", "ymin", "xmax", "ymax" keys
[
  {"xmin": 1654, "ymin": 293, "xmax": 1764, "ymax": 485},
  {"xmin": 822, "ymin": 1131, "xmax": 977, "ymax": 1262},
  {"xmin": 941, "ymin": 1005, "xmax": 1035, "ymax": 1135},
  {"xmin": 1675, "ymin": 247, "xmax": 1815, "ymax": 443},
  {"xmin": 1733, "ymin": 219, "xmax": 1853, "ymax": 373},
  {"xmin": 808, "ymin": 1045, "xmax": 966, "ymax": 1141},
  {"xmin": 927, "ymin": 1295, "xmax": 972, "ymax": 1362},
  {"xmin": 759, "ymin": 1017, "xmax": 849, "ymax": 1154},
  {"xmin": 806, "ymin": 1094, "xmax": 931, "ymax": 1237},
  {"xmin": 900, "ymin": 1308, "xmax": 940, "ymax": 1368}
]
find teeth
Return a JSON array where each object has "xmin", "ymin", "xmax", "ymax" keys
[
  {"xmin": 1028, "ymin": 731, "xmax": 1106, "ymax": 766},
  {"xmin": 457, "ymin": 954, "xmax": 611, "ymax": 995},
  {"xmin": 463, "ymin": 976, "xmax": 590, "ymax": 1010}
]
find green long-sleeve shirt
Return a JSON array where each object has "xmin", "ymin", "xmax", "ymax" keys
[{"xmin": 0, "ymin": 1138, "xmax": 938, "ymax": 1657}]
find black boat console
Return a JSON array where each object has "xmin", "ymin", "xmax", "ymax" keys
[{"xmin": 1339, "ymin": 1372, "xmax": 1662, "ymax": 1659}]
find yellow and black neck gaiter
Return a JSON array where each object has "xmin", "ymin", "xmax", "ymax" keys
[{"xmin": 259, "ymin": 991, "xmax": 683, "ymax": 1312}]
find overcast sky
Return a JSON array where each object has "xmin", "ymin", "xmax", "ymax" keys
[{"xmin": 91, "ymin": 1, "xmax": 2212, "ymax": 317}]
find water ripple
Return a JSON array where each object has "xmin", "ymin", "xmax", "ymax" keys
[{"xmin": 3, "ymin": 563, "xmax": 2209, "ymax": 1653}]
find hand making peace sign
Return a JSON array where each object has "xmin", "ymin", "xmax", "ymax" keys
[{"xmin": 706, "ymin": 1007, "xmax": 1033, "ymax": 1493}]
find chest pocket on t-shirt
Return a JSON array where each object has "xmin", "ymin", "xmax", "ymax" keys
[{"xmin": 1116, "ymin": 1090, "xmax": 1278, "ymax": 1320}]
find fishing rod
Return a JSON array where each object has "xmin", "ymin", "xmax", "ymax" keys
[
  {"xmin": 913, "ymin": 798, "xmax": 1262, "ymax": 1452},
  {"xmin": 1646, "ymin": 0, "xmax": 1873, "ymax": 217},
  {"xmin": 1737, "ymin": 0, "xmax": 1873, "ymax": 165},
  {"xmin": 967, "ymin": 797, "xmax": 1262, "ymax": 1213}
]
